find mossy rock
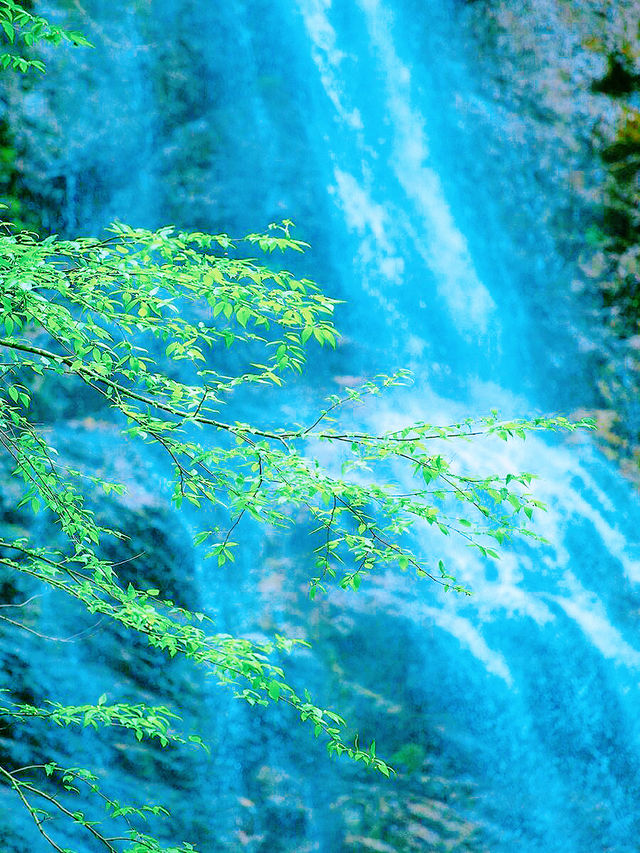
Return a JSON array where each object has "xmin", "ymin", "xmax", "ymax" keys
[{"xmin": 591, "ymin": 54, "xmax": 640, "ymax": 97}]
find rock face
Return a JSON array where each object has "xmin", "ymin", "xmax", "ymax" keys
[{"xmin": 454, "ymin": 0, "xmax": 640, "ymax": 480}]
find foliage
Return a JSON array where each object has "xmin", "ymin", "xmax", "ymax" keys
[
  {"xmin": 583, "ymin": 17, "xmax": 640, "ymax": 337},
  {"xmin": 0, "ymin": 5, "xmax": 594, "ymax": 851},
  {"xmin": 0, "ymin": 216, "xmax": 593, "ymax": 851},
  {"xmin": 593, "ymin": 107, "xmax": 640, "ymax": 336},
  {"xmin": 0, "ymin": 118, "xmax": 38, "ymax": 232},
  {"xmin": 0, "ymin": 0, "xmax": 92, "ymax": 74}
]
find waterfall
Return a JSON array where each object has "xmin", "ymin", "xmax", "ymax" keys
[{"xmin": 6, "ymin": 0, "xmax": 640, "ymax": 850}]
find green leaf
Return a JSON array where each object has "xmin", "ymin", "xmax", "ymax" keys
[
  {"xmin": 1, "ymin": 21, "xmax": 15, "ymax": 42},
  {"xmin": 268, "ymin": 681, "xmax": 281, "ymax": 701}
]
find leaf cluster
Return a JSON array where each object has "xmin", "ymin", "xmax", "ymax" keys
[
  {"xmin": 0, "ymin": 5, "xmax": 596, "ymax": 850},
  {"xmin": 0, "ymin": 218, "xmax": 595, "ymax": 849},
  {"xmin": 0, "ymin": 0, "xmax": 92, "ymax": 74}
]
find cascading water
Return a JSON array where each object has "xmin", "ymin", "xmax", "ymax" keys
[{"xmin": 5, "ymin": 0, "xmax": 640, "ymax": 850}]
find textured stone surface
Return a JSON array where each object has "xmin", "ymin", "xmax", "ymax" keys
[{"xmin": 455, "ymin": 0, "xmax": 640, "ymax": 481}]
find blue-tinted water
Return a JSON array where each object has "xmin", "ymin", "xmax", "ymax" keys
[{"xmin": 7, "ymin": 0, "xmax": 640, "ymax": 849}]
